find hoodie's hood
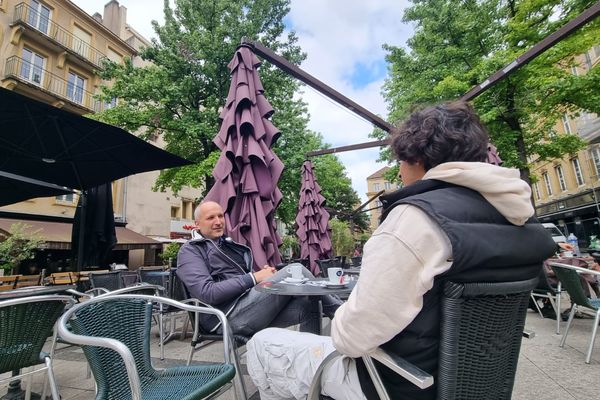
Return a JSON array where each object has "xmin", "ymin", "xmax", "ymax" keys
[{"xmin": 423, "ymin": 162, "xmax": 533, "ymax": 226}]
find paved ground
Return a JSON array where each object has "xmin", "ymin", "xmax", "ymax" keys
[{"xmin": 2, "ymin": 309, "xmax": 600, "ymax": 399}]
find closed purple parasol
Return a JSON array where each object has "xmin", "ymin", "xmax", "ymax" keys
[
  {"xmin": 295, "ymin": 160, "xmax": 332, "ymax": 275},
  {"xmin": 205, "ymin": 45, "xmax": 283, "ymax": 270}
]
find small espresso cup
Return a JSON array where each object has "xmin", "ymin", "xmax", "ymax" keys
[
  {"xmin": 286, "ymin": 263, "xmax": 304, "ymax": 280},
  {"xmin": 328, "ymin": 267, "xmax": 344, "ymax": 284},
  {"xmin": 561, "ymin": 250, "xmax": 574, "ymax": 258}
]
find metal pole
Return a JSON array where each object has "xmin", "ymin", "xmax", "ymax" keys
[
  {"xmin": 277, "ymin": 2, "xmax": 600, "ymax": 157},
  {"xmin": 461, "ymin": 1, "xmax": 600, "ymax": 101},
  {"xmin": 76, "ymin": 191, "xmax": 87, "ymax": 271},
  {"xmin": 241, "ymin": 38, "xmax": 395, "ymax": 133}
]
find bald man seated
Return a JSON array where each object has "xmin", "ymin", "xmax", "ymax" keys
[{"xmin": 176, "ymin": 201, "xmax": 342, "ymax": 337}]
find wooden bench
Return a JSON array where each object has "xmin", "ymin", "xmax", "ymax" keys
[
  {"xmin": 14, "ymin": 274, "xmax": 43, "ymax": 288},
  {"xmin": 0, "ymin": 275, "xmax": 20, "ymax": 291}
]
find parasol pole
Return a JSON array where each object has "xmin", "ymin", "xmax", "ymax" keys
[{"xmin": 76, "ymin": 190, "xmax": 87, "ymax": 272}]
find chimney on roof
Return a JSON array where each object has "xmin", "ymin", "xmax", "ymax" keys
[
  {"xmin": 103, "ymin": 0, "xmax": 127, "ymax": 39},
  {"xmin": 92, "ymin": 12, "xmax": 103, "ymax": 23}
]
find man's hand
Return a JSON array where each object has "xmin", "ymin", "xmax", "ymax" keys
[{"xmin": 253, "ymin": 266, "xmax": 276, "ymax": 283}]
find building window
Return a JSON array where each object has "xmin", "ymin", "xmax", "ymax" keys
[
  {"xmin": 534, "ymin": 182, "xmax": 541, "ymax": 200},
  {"xmin": 562, "ymin": 114, "xmax": 572, "ymax": 134},
  {"xmin": 20, "ymin": 48, "xmax": 45, "ymax": 85},
  {"xmin": 56, "ymin": 193, "xmax": 74, "ymax": 203},
  {"xmin": 182, "ymin": 200, "xmax": 192, "ymax": 220},
  {"xmin": 591, "ymin": 147, "xmax": 600, "ymax": 178},
  {"xmin": 171, "ymin": 206, "xmax": 179, "ymax": 219},
  {"xmin": 72, "ymin": 25, "xmax": 92, "ymax": 59},
  {"xmin": 570, "ymin": 64, "xmax": 578, "ymax": 76},
  {"xmin": 571, "ymin": 158, "xmax": 584, "ymax": 186},
  {"xmin": 374, "ymin": 200, "xmax": 382, "ymax": 208},
  {"xmin": 373, "ymin": 183, "xmax": 381, "ymax": 191},
  {"xmin": 106, "ymin": 47, "xmax": 123, "ymax": 64},
  {"xmin": 585, "ymin": 52, "xmax": 593, "ymax": 70},
  {"xmin": 104, "ymin": 97, "xmax": 117, "ymax": 109},
  {"xmin": 384, "ymin": 182, "xmax": 391, "ymax": 190},
  {"xmin": 555, "ymin": 165, "xmax": 566, "ymax": 191},
  {"xmin": 67, "ymin": 71, "xmax": 86, "ymax": 104},
  {"xmin": 543, "ymin": 172, "xmax": 553, "ymax": 196},
  {"xmin": 27, "ymin": 0, "xmax": 51, "ymax": 35}
]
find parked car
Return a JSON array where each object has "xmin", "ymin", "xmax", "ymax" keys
[{"xmin": 542, "ymin": 223, "xmax": 567, "ymax": 244}]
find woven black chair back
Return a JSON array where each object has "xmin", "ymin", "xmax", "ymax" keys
[
  {"xmin": 120, "ymin": 271, "xmax": 141, "ymax": 287},
  {"xmin": 437, "ymin": 278, "xmax": 537, "ymax": 399},
  {"xmin": 89, "ymin": 271, "xmax": 124, "ymax": 291},
  {"xmin": 138, "ymin": 268, "xmax": 169, "ymax": 293},
  {"xmin": 315, "ymin": 259, "xmax": 340, "ymax": 277},
  {"xmin": 0, "ymin": 297, "xmax": 68, "ymax": 373}
]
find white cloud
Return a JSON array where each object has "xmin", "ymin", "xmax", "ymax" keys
[{"xmin": 72, "ymin": 0, "xmax": 413, "ymax": 202}]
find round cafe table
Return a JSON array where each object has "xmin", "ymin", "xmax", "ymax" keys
[{"xmin": 255, "ymin": 278, "xmax": 356, "ymax": 334}]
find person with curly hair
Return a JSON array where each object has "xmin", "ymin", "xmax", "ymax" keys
[{"xmin": 246, "ymin": 101, "xmax": 556, "ymax": 400}]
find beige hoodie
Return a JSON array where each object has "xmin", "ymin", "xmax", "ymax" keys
[{"xmin": 331, "ymin": 162, "xmax": 534, "ymax": 357}]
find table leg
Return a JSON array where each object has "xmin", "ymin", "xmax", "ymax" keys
[{"xmin": 310, "ymin": 298, "xmax": 323, "ymax": 335}]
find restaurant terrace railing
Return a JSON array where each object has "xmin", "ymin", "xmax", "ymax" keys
[
  {"xmin": 4, "ymin": 56, "xmax": 104, "ymax": 112},
  {"xmin": 13, "ymin": 2, "xmax": 108, "ymax": 69}
]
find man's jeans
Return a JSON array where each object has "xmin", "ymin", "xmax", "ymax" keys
[{"xmin": 224, "ymin": 267, "xmax": 342, "ymax": 336}]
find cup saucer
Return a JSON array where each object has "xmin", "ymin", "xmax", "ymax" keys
[
  {"xmin": 325, "ymin": 282, "xmax": 347, "ymax": 288},
  {"xmin": 284, "ymin": 277, "xmax": 308, "ymax": 283}
]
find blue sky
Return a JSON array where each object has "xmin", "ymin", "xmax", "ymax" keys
[{"xmin": 73, "ymin": 0, "xmax": 413, "ymax": 202}]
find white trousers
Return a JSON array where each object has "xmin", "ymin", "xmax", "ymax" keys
[{"xmin": 246, "ymin": 328, "xmax": 367, "ymax": 400}]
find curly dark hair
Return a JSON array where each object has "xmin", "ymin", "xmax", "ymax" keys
[{"xmin": 391, "ymin": 101, "xmax": 489, "ymax": 171}]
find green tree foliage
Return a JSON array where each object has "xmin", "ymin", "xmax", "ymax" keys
[
  {"xmin": 95, "ymin": 0, "xmax": 363, "ymax": 228},
  {"xmin": 312, "ymin": 154, "xmax": 370, "ymax": 232},
  {"xmin": 0, "ymin": 223, "xmax": 44, "ymax": 273},
  {"xmin": 377, "ymin": 0, "xmax": 600, "ymax": 184},
  {"xmin": 329, "ymin": 218, "xmax": 355, "ymax": 257}
]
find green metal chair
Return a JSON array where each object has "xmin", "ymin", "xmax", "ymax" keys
[
  {"xmin": 0, "ymin": 295, "xmax": 75, "ymax": 400},
  {"xmin": 57, "ymin": 294, "xmax": 246, "ymax": 400},
  {"xmin": 308, "ymin": 277, "xmax": 538, "ymax": 400},
  {"xmin": 549, "ymin": 261, "xmax": 600, "ymax": 364}
]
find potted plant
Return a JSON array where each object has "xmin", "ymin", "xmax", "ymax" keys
[
  {"xmin": 160, "ymin": 242, "xmax": 182, "ymax": 268},
  {"xmin": 0, "ymin": 223, "xmax": 45, "ymax": 275}
]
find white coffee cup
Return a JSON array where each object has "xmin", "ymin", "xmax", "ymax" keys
[
  {"xmin": 561, "ymin": 251, "xmax": 574, "ymax": 258},
  {"xmin": 286, "ymin": 263, "xmax": 304, "ymax": 280},
  {"xmin": 328, "ymin": 267, "xmax": 344, "ymax": 284}
]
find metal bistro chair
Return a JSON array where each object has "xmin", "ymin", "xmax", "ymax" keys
[
  {"xmin": 138, "ymin": 267, "xmax": 172, "ymax": 360},
  {"xmin": 57, "ymin": 294, "xmax": 246, "ymax": 400},
  {"xmin": 549, "ymin": 262, "xmax": 600, "ymax": 364},
  {"xmin": 315, "ymin": 259, "xmax": 339, "ymax": 278},
  {"xmin": 530, "ymin": 266, "xmax": 563, "ymax": 334},
  {"xmin": 351, "ymin": 256, "xmax": 362, "ymax": 268},
  {"xmin": 308, "ymin": 278, "xmax": 538, "ymax": 400},
  {"xmin": 1, "ymin": 295, "xmax": 75, "ymax": 400},
  {"xmin": 171, "ymin": 272, "xmax": 251, "ymax": 368},
  {"xmin": 89, "ymin": 271, "xmax": 125, "ymax": 292}
]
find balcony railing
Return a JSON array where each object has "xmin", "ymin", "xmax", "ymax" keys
[
  {"xmin": 4, "ymin": 56, "xmax": 103, "ymax": 112},
  {"xmin": 13, "ymin": 2, "xmax": 108, "ymax": 68}
]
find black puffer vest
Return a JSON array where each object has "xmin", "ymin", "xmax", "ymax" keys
[{"xmin": 356, "ymin": 179, "xmax": 556, "ymax": 400}]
